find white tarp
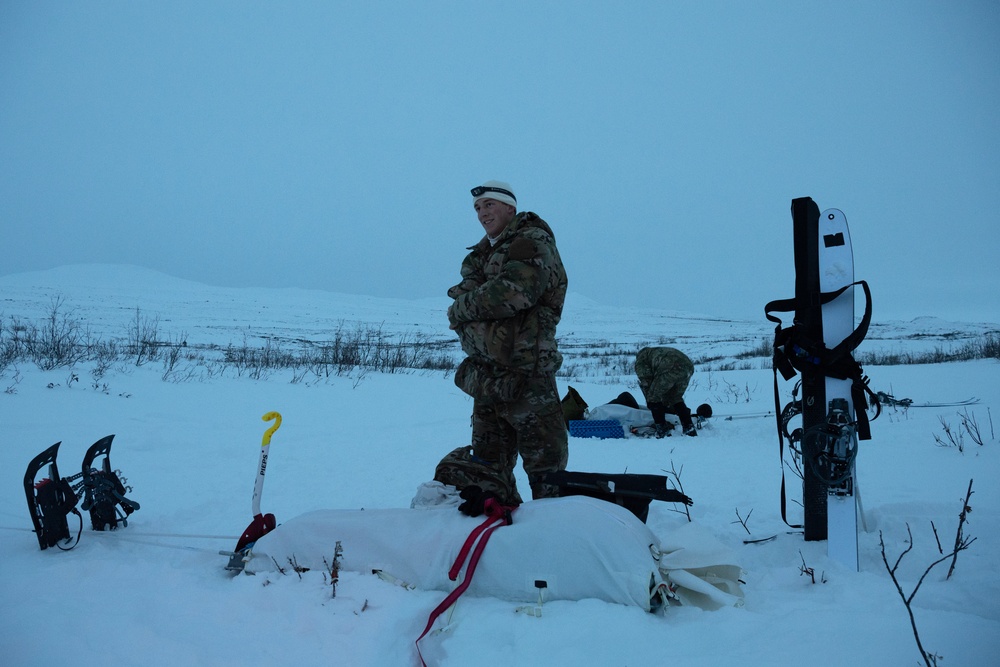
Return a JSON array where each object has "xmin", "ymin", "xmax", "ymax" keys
[
  {"xmin": 244, "ymin": 496, "xmax": 743, "ymax": 612},
  {"xmin": 585, "ymin": 403, "xmax": 682, "ymax": 432},
  {"xmin": 654, "ymin": 521, "xmax": 745, "ymax": 609}
]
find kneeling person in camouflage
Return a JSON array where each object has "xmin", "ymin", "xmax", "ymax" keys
[{"xmin": 635, "ymin": 346, "xmax": 698, "ymax": 437}]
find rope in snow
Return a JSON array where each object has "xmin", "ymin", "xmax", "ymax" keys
[
  {"xmin": 0, "ymin": 524, "xmax": 238, "ymax": 541},
  {"xmin": 3, "ymin": 524, "xmax": 240, "ymax": 555},
  {"xmin": 89, "ymin": 530, "xmax": 240, "ymax": 540},
  {"xmin": 0, "ymin": 525, "xmax": 34, "ymax": 533},
  {"xmin": 85, "ymin": 532, "xmax": 225, "ymax": 555}
]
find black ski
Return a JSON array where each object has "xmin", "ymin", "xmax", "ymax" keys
[
  {"xmin": 791, "ymin": 198, "xmax": 830, "ymax": 543},
  {"xmin": 876, "ymin": 392, "xmax": 980, "ymax": 409}
]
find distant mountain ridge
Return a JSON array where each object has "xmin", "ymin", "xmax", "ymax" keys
[{"xmin": 1, "ymin": 265, "xmax": 996, "ymax": 359}]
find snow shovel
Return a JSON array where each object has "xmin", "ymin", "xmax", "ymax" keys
[{"xmin": 223, "ymin": 411, "xmax": 282, "ymax": 571}]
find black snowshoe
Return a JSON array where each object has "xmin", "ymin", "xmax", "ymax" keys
[
  {"xmin": 24, "ymin": 443, "xmax": 82, "ymax": 550},
  {"xmin": 80, "ymin": 435, "xmax": 140, "ymax": 531},
  {"xmin": 23, "ymin": 435, "xmax": 140, "ymax": 551}
]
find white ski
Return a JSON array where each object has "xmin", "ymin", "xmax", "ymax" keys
[{"xmin": 818, "ymin": 208, "xmax": 859, "ymax": 571}]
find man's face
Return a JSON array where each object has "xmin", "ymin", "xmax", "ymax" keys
[{"xmin": 474, "ymin": 198, "xmax": 516, "ymax": 237}]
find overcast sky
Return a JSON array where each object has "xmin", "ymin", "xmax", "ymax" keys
[{"xmin": 2, "ymin": 2, "xmax": 998, "ymax": 322}]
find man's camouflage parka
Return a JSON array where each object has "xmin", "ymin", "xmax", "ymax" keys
[{"xmin": 447, "ymin": 211, "xmax": 568, "ymax": 379}]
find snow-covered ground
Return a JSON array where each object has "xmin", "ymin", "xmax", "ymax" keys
[{"xmin": 1, "ymin": 265, "xmax": 997, "ymax": 666}]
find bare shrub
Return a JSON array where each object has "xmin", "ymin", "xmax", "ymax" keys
[
  {"xmin": 22, "ymin": 297, "xmax": 90, "ymax": 370},
  {"xmin": 126, "ymin": 306, "xmax": 161, "ymax": 366},
  {"xmin": 932, "ymin": 416, "xmax": 964, "ymax": 452},
  {"xmin": 880, "ymin": 481, "xmax": 976, "ymax": 667}
]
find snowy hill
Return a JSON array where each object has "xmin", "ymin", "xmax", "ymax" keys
[
  {"xmin": 3, "ymin": 264, "xmax": 996, "ymax": 374},
  {"xmin": 1, "ymin": 265, "xmax": 997, "ymax": 666}
]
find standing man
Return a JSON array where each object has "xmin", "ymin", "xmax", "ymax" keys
[
  {"xmin": 635, "ymin": 346, "xmax": 699, "ymax": 437},
  {"xmin": 434, "ymin": 180, "xmax": 569, "ymax": 509}
]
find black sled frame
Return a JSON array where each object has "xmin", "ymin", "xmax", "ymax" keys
[
  {"xmin": 542, "ymin": 470, "xmax": 693, "ymax": 523},
  {"xmin": 23, "ymin": 435, "xmax": 140, "ymax": 551}
]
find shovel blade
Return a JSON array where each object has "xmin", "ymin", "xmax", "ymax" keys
[{"xmin": 234, "ymin": 512, "xmax": 276, "ymax": 552}]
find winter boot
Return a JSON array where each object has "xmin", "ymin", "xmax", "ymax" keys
[
  {"xmin": 673, "ymin": 401, "xmax": 697, "ymax": 437},
  {"xmin": 654, "ymin": 422, "xmax": 675, "ymax": 438}
]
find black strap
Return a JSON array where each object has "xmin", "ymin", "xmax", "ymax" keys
[
  {"xmin": 766, "ymin": 280, "xmax": 875, "ymax": 528},
  {"xmin": 56, "ymin": 508, "xmax": 83, "ymax": 551},
  {"xmin": 765, "ymin": 280, "xmax": 872, "ymax": 353}
]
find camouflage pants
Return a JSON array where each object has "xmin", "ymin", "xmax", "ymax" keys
[
  {"xmin": 435, "ymin": 375, "xmax": 568, "ymax": 504},
  {"xmin": 635, "ymin": 346, "xmax": 694, "ymax": 408}
]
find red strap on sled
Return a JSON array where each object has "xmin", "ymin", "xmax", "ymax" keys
[{"xmin": 416, "ymin": 498, "xmax": 515, "ymax": 666}]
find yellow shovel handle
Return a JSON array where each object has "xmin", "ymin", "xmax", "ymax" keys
[{"xmin": 261, "ymin": 411, "xmax": 282, "ymax": 446}]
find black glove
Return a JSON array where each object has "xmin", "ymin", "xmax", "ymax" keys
[
  {"xmin": 458, "ymin": 485, "xmax": 500, "ymax": 517},
  {"xmin": 666, "ymin": 490, "xmax": 694, "ymax": 506}
]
